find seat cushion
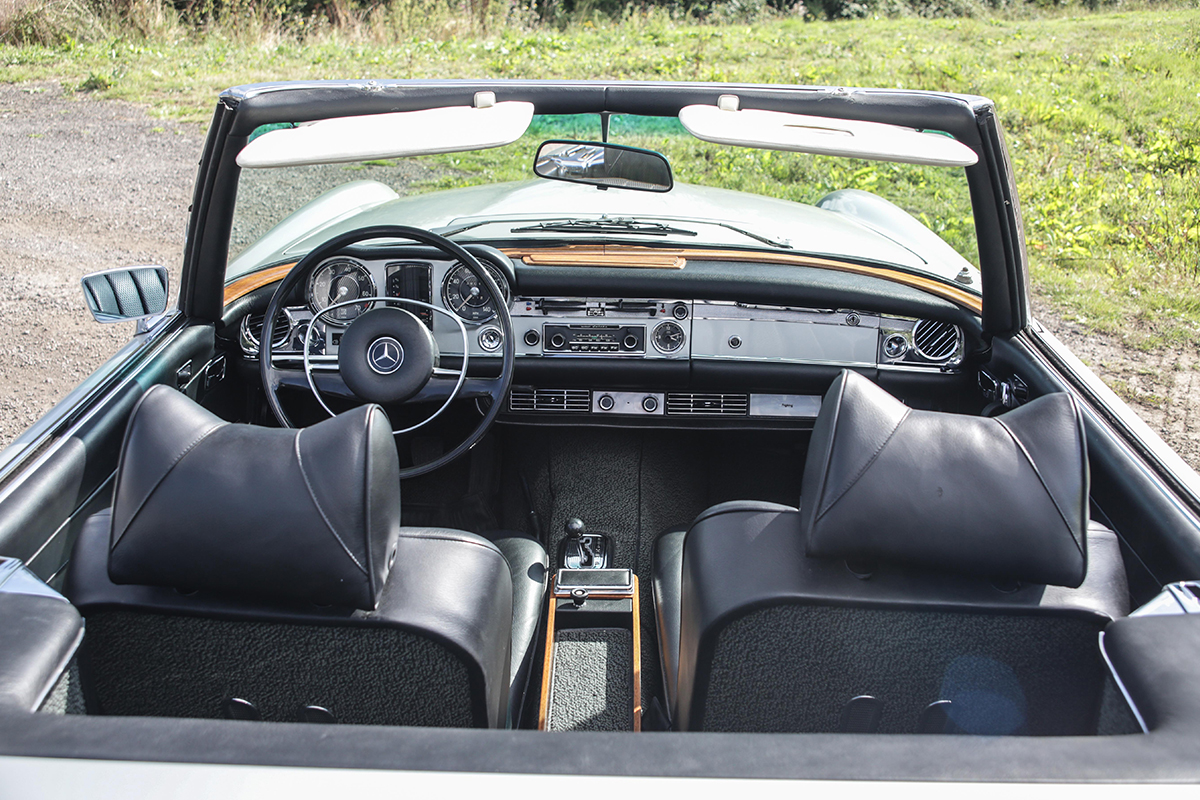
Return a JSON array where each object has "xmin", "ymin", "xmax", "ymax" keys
[
  {"xmin": 652, "ymin": 525, "xmax": 686, "ymax": 722},
  {"xmin": 653, "ymin": 500, "xmax": 799, "ymax": 724},
  {"xmin": 482, "ymin": 530, "xmax": 548, "ymax": 726}
]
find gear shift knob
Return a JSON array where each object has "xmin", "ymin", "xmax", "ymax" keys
[{"xmin": 565, "ymin": 518, "xmax": 586, "ymax": 539}]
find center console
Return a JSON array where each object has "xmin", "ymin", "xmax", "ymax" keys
[{"xmin": 537, "ymin": 566, "xmax": 642, "ymax": 732}]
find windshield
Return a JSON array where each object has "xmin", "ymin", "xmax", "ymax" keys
[{"xmin": 228, "ymin": 112, "xmax": 980, "ymax": 293}]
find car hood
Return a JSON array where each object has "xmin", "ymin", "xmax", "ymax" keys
[{"xmin": 230, "ymin": 179, "xmax": 978, "ymax": 286}]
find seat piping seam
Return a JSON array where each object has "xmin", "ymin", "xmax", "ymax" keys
[
  {"xmin": 295, "ymin": 428, "xmax": 368, "ymax": 575},
  {"xmin": 395, "ymin": 531, "xmax": 505, "ymax": 558},
  {"xmin": 994, "ymin": 415, "xmax": 1086, "ymax": 560},
  {"xmin": 816, "ymin": 407, "xmax": 910, "ymax": 522},
  {"xmin": 110, "ymin": 422, "xmax": 223, "ymax": 551}
]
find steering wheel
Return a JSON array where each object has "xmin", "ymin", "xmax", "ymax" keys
[{"xmin": 259, "ymin": 225, "xmax": 515, "ymax": 478}]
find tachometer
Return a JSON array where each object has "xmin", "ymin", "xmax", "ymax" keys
[
  {"xmin": 441, "ymin": 261, "xmax": 511, "ymax": 323},
  {"xmin": 308, "ymin": 258, "xmax": 376, "ymax": 326}
]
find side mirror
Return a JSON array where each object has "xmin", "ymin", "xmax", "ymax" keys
[
  {"xmin": 533, "ymin": 140, "xmax": 673, "ymax": 193},
  {"xmin": 81, "ymin": 265, "xmax": 169, "ymax": 324}
]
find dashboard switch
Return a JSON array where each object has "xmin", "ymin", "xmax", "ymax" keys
[
  {"xmin": 524, "ymin": 329, "xmax": 540, "ymax": 346},
  {"xmin": 598, "ymin": 394, "xmax": 616, "ymax": 411},
  {"xmin": 478, "ymin": 326, "xmax": 503, "ymax": 352},
  {"xmin": 642, "ymin": 396, "xmax": 659, "ymax": 413}
]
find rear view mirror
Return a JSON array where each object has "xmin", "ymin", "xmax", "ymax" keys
[
  {"xmin": 533, "ymin": 141, "xmax": 672, "ymax": 193},
  {"xmin": 81, "ymin": 265, "xmax": 169, "ymax": 324}
]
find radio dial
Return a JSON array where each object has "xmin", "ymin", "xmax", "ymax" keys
[{"xmin": 550, "ymin": 333, "xmax": 566, "ymax": 349}]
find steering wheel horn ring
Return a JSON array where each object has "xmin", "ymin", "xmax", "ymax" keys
[
  {"xmin": 303, "ymin": 297, "xmax": 470, "ymax": 436},
  {"xmin": 259, "ymin": 224, "xmax": 515, "ymax": 479}
]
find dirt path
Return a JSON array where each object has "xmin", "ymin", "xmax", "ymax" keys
[
  {"xmin": 1031, "ymin": 296, "xmax": 1200, "ymax": 469},
  {"xmin": 1, "ymin": 81, "xmax": 1197, "ymax": 475}
]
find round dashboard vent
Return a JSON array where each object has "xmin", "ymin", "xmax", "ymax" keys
[
  {"xmin": 243, "ymin": 310, "xmax": 291, "ymax": 351},
  {"xmin": 912, "ymin": 319, "xmax": 959, "ymax": 362}
]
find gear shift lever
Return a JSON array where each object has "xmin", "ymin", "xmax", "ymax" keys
[
  {"xmin": 560, "ymin": 517, "xmax": 609, "ymax": 569},
  {"xmin": 566, "ymin": 517, "xmax": 585, "ymax": 539},
  {"xmin": 565, "ymin": 518, "xmax": 593, "ymax": 568}
]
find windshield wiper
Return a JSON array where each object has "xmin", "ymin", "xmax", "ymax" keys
[
  {"xmin": 438, "ymin": 220, "xmax": 493, "ymax": 238},
  {"xmin": 705, "ymin": 221, "xmax": 793, "ymax": 250},
  {"xmin": 509, "ymin": 218, "xmax": 698, "ymax": 237}
]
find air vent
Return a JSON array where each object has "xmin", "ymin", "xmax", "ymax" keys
[
  {"xmin": 665, "ymin": 393, "xmax": 749, "ymax": 416},
  {"xmin": 912, "ymin": 319, "xmax": 960, "ymax": 362},
  {"xmin": 509, "ymin": 388, "xmax": 591, "ymax": 413},
  {"xmin": 241, "ymin": 310, "xmax": 290, "ymax": 353}
]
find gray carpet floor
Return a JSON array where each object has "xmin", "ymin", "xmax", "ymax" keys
[{"xmin": 545, "ymin": 627, "xmax": 634, "ymax": 732}]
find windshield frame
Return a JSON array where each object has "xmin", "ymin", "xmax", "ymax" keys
[{"xmin": 185, "ymin": 81, "xmax": 1023, "ymax": 334}]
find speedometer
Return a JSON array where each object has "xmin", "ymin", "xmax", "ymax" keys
[
  {"xmin": 441, "ymin": 261, "xmax": 511, "ymax": 323},
  {"xmin": 308, "ymin": 258, "xmax": 376, "ymax": 326}
]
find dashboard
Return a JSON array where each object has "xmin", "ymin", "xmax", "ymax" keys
[{"xmin": 239, "ymin": 250, "xmax": 969, "ymax": 424}]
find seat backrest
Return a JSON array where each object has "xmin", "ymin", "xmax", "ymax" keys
[
  {"xmin": 66, "ymin": 386, "xmax": 514, "ymax": 727},
  {"xmin": 674, "ymin": 371, "xmax": 1129, "ymax": 735}
]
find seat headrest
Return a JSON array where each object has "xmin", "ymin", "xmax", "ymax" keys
[
  {"xmin": 107, "ymin": 386, "xmax": 401, "ymax": 610},
  {"xmin": 800, "ymin": 370, "xmax": 1089, "ymax": 588}
]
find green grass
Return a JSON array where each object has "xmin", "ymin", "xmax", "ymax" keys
[{"xmin": 3, "ymin": 5, "xmax": 1199, "ymax": 346}]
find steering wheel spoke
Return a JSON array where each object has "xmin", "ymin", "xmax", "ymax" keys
[{"xmin": 259, "ymin": 225, "xmax": 514, "ymax": 478}]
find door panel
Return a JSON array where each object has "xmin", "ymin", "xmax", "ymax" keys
[
  {"xmin": 990, "ymin": 334, "xmax": 1200, "ymax": 602},
  {"xmin": 0, "ymin": 322, "xmax": 217, "ymax": 581}
]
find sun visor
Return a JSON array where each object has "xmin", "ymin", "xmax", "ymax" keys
[
  {"xmin": 237, "ymin": 97, "xmax": 535, "ymax": 168},
  {"xmin": 679, "ymin": 98, "xmax": 978, "ymax": 168}
]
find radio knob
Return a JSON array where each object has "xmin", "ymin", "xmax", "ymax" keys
[
  {"xmin": 550, "ymin": 333, "xmax": 566, "ymax": 349},
  {"xmin": 623, "ymin": 334, "xmax": 639, "ymax": 350},
  {"xmin": 642, "ymin": 396, "xmax": 659, "ymax": 413},
  {"xmin": 598, "ymin": 394, "xmax": 615, "ymax": 411},
  {"xmin": 524, "ymin": 329, "xmax": 540, "ymax": 346}
]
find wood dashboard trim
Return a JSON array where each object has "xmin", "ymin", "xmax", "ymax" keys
[
  {"xmin": 514, "ymin": 246, "xmax": 686, "ymax": 269},
  {"xmin": 223, "ymin": 263, "xmax": 295, "ymax": 305},
  {"xmin": 501, "ymin": 245, "xmax": 982, "ymax": 314}
]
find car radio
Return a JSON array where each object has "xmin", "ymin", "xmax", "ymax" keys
[{"xmin": 541, "ymin": 324, "xmax": 645, "ymax": 354}]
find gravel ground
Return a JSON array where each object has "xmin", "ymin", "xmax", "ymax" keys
[
  {"xmin": 0, "ymin": 82, "xmax": 198, "ymax": 449},
  {"xmin": 1, "ymin": 81, "xmax": 1197, "ymax": 474}
]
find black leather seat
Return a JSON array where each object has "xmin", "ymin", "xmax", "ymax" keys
[
  {"xmin": 654, "ymin": 370, "xmax": 1129, "ymax": 735},
  {"xmin": 66, "ymin": 385, "xmax": 547, "ymax": 728}
]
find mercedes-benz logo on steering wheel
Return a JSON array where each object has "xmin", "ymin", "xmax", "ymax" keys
[{"xmin": 366, "ymin": 336, "xmax": 405, "ymax": 375}]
